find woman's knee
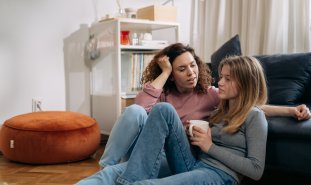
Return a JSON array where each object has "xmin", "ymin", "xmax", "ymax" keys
[
  {"xmin": 152, "ymin": 102, "xmax": 176, "ymax": 116},
  {"xmin": 121, "ymin": 104, "xmax": 147, "ymax": 128},
  {"xmin": 153, "ymin": 102, "xmax": 174, "ymax": 111},
  {"xmin": 123, "ymin": 104, "xmax": 146, "ymax": 117}
]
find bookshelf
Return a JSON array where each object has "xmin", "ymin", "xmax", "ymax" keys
[{"xmin": 89, "ymin": 18, "xmax": 179, "ymax": 134}]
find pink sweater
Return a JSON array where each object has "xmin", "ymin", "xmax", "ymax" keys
[{"xmin": 135, "ymin": 83, "xmax": 220, "ymax": 125}]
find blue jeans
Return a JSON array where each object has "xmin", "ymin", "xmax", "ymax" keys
[
  {"xmin": 99, "ymin": 104, "xmax": 147, "ymax": 167},
  {"xmin": 116, "ymin": 102, "xmax": 237, "ymax": 185},
  {"xmin": 76, "ymin": 162, "xmax": 127, "ymax": 185},
  {"xmin": 98, "ymin": 104, "xmax": 171, "ymax": 177},
  {"xmin": 76, "ymin": 104, "xmax": 170, "ymax": 185}
]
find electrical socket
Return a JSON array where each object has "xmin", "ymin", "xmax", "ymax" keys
[{"xmin": 32, "ymin": 98, "xmax": 42, "ymax": 112}]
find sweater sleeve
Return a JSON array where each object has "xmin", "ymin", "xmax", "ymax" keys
[
  {"xmin": 207, "ymin": 108, "xmax": 268, "ymax": 180},
  {"xmin": 134, "ymin": 82, "xmax": 163, "ymax": 112}
]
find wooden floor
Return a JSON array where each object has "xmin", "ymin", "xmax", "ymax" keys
[
  {"xmin": 0, "ymin": 146, "xmax": 104, "ymax": 185},
  {"xmin": 1, "ymin": 144, "xmax": 310, "ymax": 185}
]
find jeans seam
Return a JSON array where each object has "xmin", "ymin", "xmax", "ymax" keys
[
  {"xmin": 116, "ymin": 176, "xmax": 130, "ymax": 185},
  {"xmin": 149, "ymin": 145, "xmax": 165, "ymax": 178},
  {"xmin": 169, "ymin": 120, "xmax": 192, "ymax": 171}
]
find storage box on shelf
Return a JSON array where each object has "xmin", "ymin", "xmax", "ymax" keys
[
  {"xmin": 89, "ymin": 18, "xmax": 179, "ymax": 134},
  {"xmin": 136, "ymin": 5, "xmax": 177, "ymax": 22}
]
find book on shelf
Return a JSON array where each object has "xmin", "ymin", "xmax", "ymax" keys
[{"xmin": 127, "ymin": 53, "xmax": 154, "ymax": 92}]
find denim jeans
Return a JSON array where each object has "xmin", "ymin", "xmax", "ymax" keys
[
  {"xmin": 76, "ymin": 162, "xmax": 127, "ymax": 185},
  {"xmin": 99, "ymin": 104, "xmax": 148, "ymax": 167},
  {"xmin": 76, "ymin": 104, "xmax": 170, "ymax": 185},
  {"xmin": 116, "ymin": 102, "xmax": 237, "ymax": 185},
  {"xmin": 98, "ymin": 104, "xmax": 171, "ymax": 177}
]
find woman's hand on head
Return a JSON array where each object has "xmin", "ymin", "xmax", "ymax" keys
[
  {"xmin": 293, "ymin": 104, "xmax": 311, "ymax": 120},
  {"xmin": 189, "ymin": 126, "xmax": 212, "ymax": 153},
  {"xmin": 150, "ymin": 55, "xmax": 172, "ymax": 89},
  {"xmin": 157, "ymin": 55, "xmax": 172, "ymax": 75}
]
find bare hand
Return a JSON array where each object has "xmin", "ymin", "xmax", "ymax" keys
[
  {"xmin": 157, "ymin": 55, "xmax": 172, "ymax": 74},
  {"xmin": 184, "ymin": 120, "xmax": 190, "ymax": 132},
  {"xmin": 189, "ymin": 126, "xmax": 212, "ymax": 153},
  {"xmin": 293, "ymin": 104, "xmax": 311, "ymax": 120}
]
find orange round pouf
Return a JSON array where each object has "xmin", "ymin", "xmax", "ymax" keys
[{"xmin": 0, "ymin": 111, "xmax": 100, "ymax": 164}]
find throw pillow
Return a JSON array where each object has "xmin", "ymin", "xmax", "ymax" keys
[
  {"xmin": 210, "ymin": 34, "xmax": 242, "ymax": 86},
  {"xmin": 255, "ymin": 53, "xmax": 311, "ymax": 105}
]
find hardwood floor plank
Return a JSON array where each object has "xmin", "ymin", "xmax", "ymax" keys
[
  {"xmin": 0, "ymin": 145, "xmax": 103, "ymax": 185},
  {"xmin": 2, "ymin": 142, "xmax": 308, "ymax": 185}
]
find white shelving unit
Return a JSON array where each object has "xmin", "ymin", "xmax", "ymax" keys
[{"xmin": 89, "ymin": 18, "xmax": 179, "ymax": 134}]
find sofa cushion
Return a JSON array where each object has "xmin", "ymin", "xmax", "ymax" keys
[
  {"xmin": 265, "ymin": 112, "xmax": 311, "ymax": 173},
  {"xmin": 255, "ymin": 53, "xmax": 311, "ymax": 105},
  {"xmin": 210, "ymin": 34, "xmax": 242, "ymax": 86},
  {"xmin": 302, "ymin": 80, "xmax": 311, "ymax": 103},
  {"xmin": 267, "ymin": 113, "xmax": 311, "ymax": 140}
]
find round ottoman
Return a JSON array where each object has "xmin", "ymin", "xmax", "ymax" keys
[{"xmin": 0, "ymin": 111, "xmax": 100, "ymax": 164}]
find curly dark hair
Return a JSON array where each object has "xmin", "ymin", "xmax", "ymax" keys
[{"xmin": 141, "ymin": 43, "xmax": 212, "ymax": 94}]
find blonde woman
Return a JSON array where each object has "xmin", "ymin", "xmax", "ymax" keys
[{"xmin": 110, "ymin": 56, "xmax": 268, "ymax": 184}]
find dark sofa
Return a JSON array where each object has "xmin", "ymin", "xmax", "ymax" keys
[
  {"xmin": 255, "ymin": 53, "xmax": 311, "ymax": 174},
  {"xmin": 210, "ymin": 35, "xmax": 311, "ymax": 175}
]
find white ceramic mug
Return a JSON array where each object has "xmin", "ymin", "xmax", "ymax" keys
[{"xmin": 189, "ymin": 120, "xmax": 209, "ymax": 137}]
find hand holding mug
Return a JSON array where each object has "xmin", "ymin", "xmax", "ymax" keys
[
  {"xmin": 188, "ymin": 120, "xmax": 209, "ymax": 137},
  {"xmin": 189, "ymin": 120, "xmax": 212, "ymax": 153}
]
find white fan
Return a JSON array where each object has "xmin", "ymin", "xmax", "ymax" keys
[{"xmin": 85, "ymin": 34, "xmax": 100, "ymax": 60}]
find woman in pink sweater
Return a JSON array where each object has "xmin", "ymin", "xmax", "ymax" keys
[{"xmin": 99, "ymin": 43, "xmax": 311, "ymax": 172}]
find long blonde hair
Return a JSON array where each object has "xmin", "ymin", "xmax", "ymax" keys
[{"xmin": 209, "ymin": 56, "xmax": 267, "ymax": 133}]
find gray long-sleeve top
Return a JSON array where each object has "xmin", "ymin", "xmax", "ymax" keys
[{"xmin": 200, "ymin": 107, "xmax": 268, "ymax": 183}]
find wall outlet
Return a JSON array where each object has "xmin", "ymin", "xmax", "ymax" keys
[{"xmin": 32, "ymin": 98, "xmax": 42, "ymax": 112}]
